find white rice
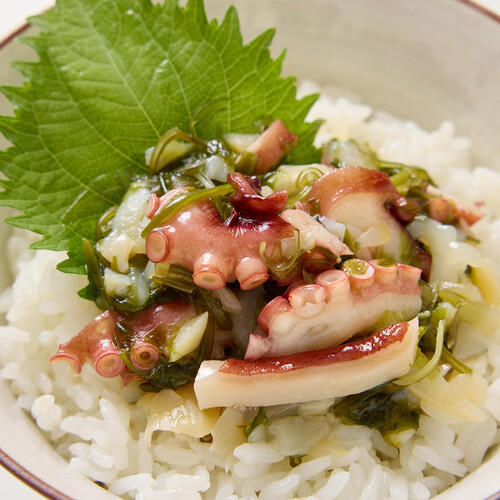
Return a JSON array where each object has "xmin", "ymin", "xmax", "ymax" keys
[{"xmin": 1, "ymin": 86, "xmax": 500, "ymax": 500}]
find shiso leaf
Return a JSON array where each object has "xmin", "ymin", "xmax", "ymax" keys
[{"xmin": 0, "ymin": 0, "xmax": 320, "ymax": 274}]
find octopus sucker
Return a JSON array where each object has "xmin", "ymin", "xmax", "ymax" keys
[
  {"xmin": 145, "ymin": 173, "xmax": 350, "ymax": 290},
  {"xmin": 245, "ymin": 259, "xmax": 422, "ymax": 359},
  {"xmin": 50, "ymin": 310, "xmax": 125, "ymax": 378},
  {"xmin": 51, "ymin": 302, "xmax": 197, "ymax": 376}
]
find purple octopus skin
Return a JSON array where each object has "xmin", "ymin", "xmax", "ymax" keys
[
  {"xmin": 145, "ymin": 173, "xmax": 351, "ymax": 291},
  {"xmin": 245, "ymin": 259, "xmax": 422, "ymax": 359},
  {"xmin": 195, "ymin": 319, "xmax": 419, "ymax": 409},
  {"xmin": 245, "ymin": 119, "xmax": 298, "ymax": 174},
  {"xmin": 50, "ymin": 302, "xmax": 196, "ymax": 377},
  {"xmin": 50, "ymin": 310, "xmax": 126, "ymax": 378}
]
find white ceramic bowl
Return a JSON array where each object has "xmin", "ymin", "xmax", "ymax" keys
[{"xmin": 0, "ymin": 1, "xmax": 499, "ymax": 498}]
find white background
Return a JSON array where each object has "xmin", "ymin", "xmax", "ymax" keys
[{"xmin": 1, "ymin": 0, "xmax": 500, "ymax": 499}]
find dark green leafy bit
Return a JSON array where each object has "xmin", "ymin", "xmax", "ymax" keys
[
  {"xmin": 153, "ymin": 265, "xmax": 197, "ymax": 295},
  {"xmin": 0, "ymin": 0, "xmax": 320, "ymax": 274},
  {"xmin": 331, "ymin": 385, "xmax": 420, "ymax": 448},
  {"xmin": 138, "ymin": 357, "xmax": 202, "ymax": 392},
  {"xmin": 151, "ymin": 263, "xmax": 232, "ymax": 330},
  {"xmin": 244, "ymin": 407, "xmax": 268, "ymax": 437},
  {"xmin": 195, "ymin": 286, "xmax": 233, "ymax": 331}
]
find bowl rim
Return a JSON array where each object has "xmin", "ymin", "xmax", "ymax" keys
[
  {"xmin": 0, "ymin": 447, "xmax": 71, "ymax": 500},
  {"xmin": 1, "ymin": 1, "xmax": 500, "ymax": 499},
  {"xmin": 458, "ymin": 0, "xmax": 500, "ymax": 22}
]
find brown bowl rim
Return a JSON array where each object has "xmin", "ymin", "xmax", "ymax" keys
[{"xmin": 1, "ymin": 1, "xmax": 500, "ymax": 499}]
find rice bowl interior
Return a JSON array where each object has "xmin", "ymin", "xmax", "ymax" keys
[{"xmin": 1, "ymin": 1, "xmax": 500, "ymax": 499}]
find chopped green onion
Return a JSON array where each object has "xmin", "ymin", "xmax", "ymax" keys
[
  {"xmin": 195, "ymin": 287, "xmax": 233, "ymax": 331},
  {"xmin": 244, "ymin": 408, "xmax": 268, "ymax": 437},
  {"xmin": 82, "ymin": 238, "xmax": 113, "ymax": 310},
  {"xmin": 118, "ymin": 349, "xmax": 147, "ymax": 376},
  {"xmin": 441, "ymin": 347, "xmax": 472, "ymax": 375},
  {"xmin": 148, "ymin": 129, "xmax": 205, "ymax": 177},
  {"xmin": 142, "ymin": 184, "xmax": 234, "ymax": 237},
  {"xmin": 259, "ymin": 230, "xmax": 301, "ymax": 274},
  {"xmin": 285, "ymin": 185, "xmax": 312, "ymax": 209},
  {"xmin": 194, "ymin": 170, "xmax": 215, "ymax": 190},
  {"xmin": 342, "ymin": 258, "xmax": 368, "ymax": 276},
  {"xmin": 295, "ymin": 167, "xmax": 325, "ymax": 190},
  {"xmin": 395, "ymin": 319, "xmax": 445, "ymax": 386}
]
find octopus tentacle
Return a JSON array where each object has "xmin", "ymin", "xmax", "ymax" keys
[
  {"xmin": 145, "ymin": 173, "xmax": 350, "ymax": 290},
  {"xmin": 245, "ymin": 119, "xmax": 298, "ymax": 174},
  {"xmin": 308, "ymin": 166, "xmax": 431, "ymax": 278},
  {"xmin": 194, "ymin": 319, "xmax": 419, "ymax": 409},
  {"xmin": 245, "ymin": 259, "xmax": 422, "ymax": 359},
  {"xmin": 50, "ymin": 310, "xmax": 125, "ymax": 378},
  {"xmin": 51, "ymin": 302, "xmax": 197, "ymax": 377},
  {"xmin": 426, "ymin": 185, "xmax": 484, "ymax": 229}
]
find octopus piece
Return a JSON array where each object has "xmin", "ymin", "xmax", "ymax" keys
[
  {"xmin": 426, "ymin": 185, "xmax": 484, "ymax": 228},
  {"xmin": 50, "ymin": 310, "xmax": 125, "ymax": 378},
  {"xmin": 114, "ymin": 302, "xmax": 197, "ymax": 365},
  {"xmin": 245, "ymin": 258, "xmax": 421, "ymax": 359},
  {"xmin": 194, "ymin": 318, "xmax": 419, "ymax": 409},
  {"xmin": 245, "ymin": 119, "xmax": 298, "ymax": 174},
  {"xmin": 309, "ymin": 166, "xmax": 431, "ymax": 278},
  {"xmin": 50, "ymin": 302, "xmax": 196, "ymax": 376},
  {"xmin": 146, "ymin": 173, "xmax": 349, "ymax": 291},
  {"xmin": 279, "ymin": 208, "xmax": 352, "ymax": 259}
]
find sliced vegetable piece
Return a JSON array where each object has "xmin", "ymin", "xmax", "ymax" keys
[
  {"xmin": 194, "ymin": 319, "xmax": 419, "ymax": 409},
  {"xmin": 169, "ymin": 312, "xmax": 209, "ymax": 362},
  {"xmin": 210, "ymin": 407, "xmax": 247, "ymax": 455},
  {"xmin": 223, "ymin": 133, "xmax": 260, "ymax": 154},
  {"xmin": 408, "ymin": 215, "xmax": 482, "ymax": 283},
  {"xmin": 470, "ymin": 258, "xmax": 500, "ymax": 307},
  {"xmin": 408, "ymin": 370, "xmax": 487, "ymax": 424},
  {"xmin": 331, "ymin": 385, "xmax": 420, "ymax": 448},
  {"xmin": 140, "ymin": 384, "xmax": 219, "ymax": 443}
]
